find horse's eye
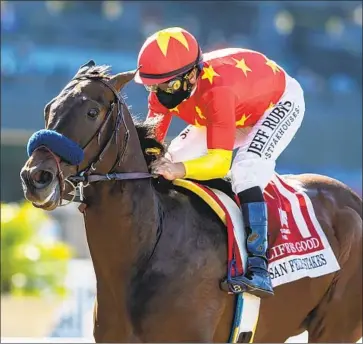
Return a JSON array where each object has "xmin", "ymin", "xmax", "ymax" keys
[{"xmin": 87, "ymin": 108, "xmax": 99, "ymax": 119}]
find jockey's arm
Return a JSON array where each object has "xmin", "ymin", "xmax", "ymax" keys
[
  {"xmin": 147, "ymin": 93, "xmax": 172, "ymax": 143},
  {"xmin": 183, "ymin": 87, "xmax": 236, "ymax": 180}
]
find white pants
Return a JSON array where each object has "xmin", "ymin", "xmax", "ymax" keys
[{"xmin": 167, "ymin": 74, "xmax": 305, "ymax": 194}]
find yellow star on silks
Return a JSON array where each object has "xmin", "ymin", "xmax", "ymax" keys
[
  {"xmin": 169, "ymin": 106, "xmax": 179, "ymax": 114},
  {"xmin": 265, "ymin": 59, "xmax": 281, "ymax": 74},
  {"xmin": 233, "ymin": 58, "xmax": 252, "ymax": 77},
  {"xmin": 266, "ymin": 102, "xmax": 275, "ymax": 111},
  {"xmin": 201, "ymin": 65, "xmax": 220, "ymax": 84},
  {"xmin": 236, "ymin": 114, "xmax": 251, "ymax": 127},
  {"xmin": 195, "ymin": 106, "xmax": 206, "ymax": 119},
  {"xmin": 155, "ymin": 28, "xmax": 189, "ymax": 56}
]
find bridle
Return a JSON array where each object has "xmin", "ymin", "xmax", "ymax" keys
[
  {"xmin": 57, "ymin": 74, "xmax": 152, "ymax": 205},
  {"xmin": 37, "ymin": 73, "xmax": 163, "ymax": 260}
]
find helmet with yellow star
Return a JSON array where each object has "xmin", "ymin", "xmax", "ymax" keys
[{"xmin": 135, "ymin": 27, "xmax": 203, "ymax": 86}]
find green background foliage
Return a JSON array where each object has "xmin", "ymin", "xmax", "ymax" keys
[{"xmin": 1, "ymin": 201, "xmax": 73, "ymax": 296}]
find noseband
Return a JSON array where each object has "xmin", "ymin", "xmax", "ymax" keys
[{"xmin": 48, "ymin": 74, "xmax": 152, "ymax": 205}]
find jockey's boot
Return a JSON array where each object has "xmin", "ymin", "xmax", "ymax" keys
[{"xmin": 228, "ymin": 200, "xmax": 274, "ymax": 298}]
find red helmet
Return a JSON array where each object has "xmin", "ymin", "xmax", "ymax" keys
[{"xmin": 135, "ymin": 27, "xmax": 202, "ymax": 86}]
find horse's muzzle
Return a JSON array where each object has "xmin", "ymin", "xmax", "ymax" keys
[
  {"xmin": 20, "ymin": 157, "xmax": 61, "ymax": 211},
  {"xmin": 24, "ymin": 165, "xmax": 56, "ymax": 189}
]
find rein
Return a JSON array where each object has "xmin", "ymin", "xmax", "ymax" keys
[{"xmin": 56, "ymin": 74, "xmax": 152, "ymax": 207}]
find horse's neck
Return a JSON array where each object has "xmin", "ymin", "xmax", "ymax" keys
[
  {"xmin": 82, "ymin": 178, "xmax": 157, "ymax": 339},
  {"xmin": 82, "ymin": 118, "xmax": 158, "ymax": 307},
  {"xmin": 84, "ymin": 180, "xmax": 158, "ymax": 274}
]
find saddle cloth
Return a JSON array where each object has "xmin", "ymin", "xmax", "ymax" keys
[
  {"xmin": 174, "ymin": 173, "xmax": 340, "ymax": 287},
  {"xmin": 264, "ymin": 174, "xmax": 340, "ymax": 287},
  {"xmin": 173, "ymin": 172, "xmax": 341, "ymax": 343}
]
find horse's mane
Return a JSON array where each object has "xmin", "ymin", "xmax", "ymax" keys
[
  {"xmin": 133, "ymin": 115, "xmax": 234, "ymax": 197},
  {"xmin": 133, "ymin": 116, "xmax": 166, "ymax": 167},
  {"xmin": 85, "ymin": 65, "xmax": 112, "ymax": 79}
]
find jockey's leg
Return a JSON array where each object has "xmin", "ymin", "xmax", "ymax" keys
[
  {"xmin": 228, "ymin": 75, "xmax": 306, "ymax": 298},
  {"xmin": 228, "ymin": 161, "xmax": 275, "ymax": 298}
]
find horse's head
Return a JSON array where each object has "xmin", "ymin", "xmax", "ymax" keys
[{"xmin": 20, "ymin": 60, "xmax": 139, "ymax": 210}]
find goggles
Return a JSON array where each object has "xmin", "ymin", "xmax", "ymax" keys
[{"xmin": 145, "ymin": 77, "xmax": 184, "ymax": 94}]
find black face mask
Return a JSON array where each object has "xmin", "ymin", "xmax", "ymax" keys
[
  {"xmin": 156, "ymin": 87, "xmax": 192, "ymax": 109},
  {"xmin": 155, "ymin": 64, "xmax": 203, "ymax": 109}
]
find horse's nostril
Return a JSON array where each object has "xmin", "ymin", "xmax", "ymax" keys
[
  {"xmin": 33, "ymin": 170, "xmax": 51, "ymax": 183},
  {"xmin": 30, "ymin": 169, "xmax": 54, "ymax": 188}
]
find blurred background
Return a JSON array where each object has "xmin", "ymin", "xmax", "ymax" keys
[{"xmin": 1, "ymin": 0, "xmax": 362, "ymax": 341}]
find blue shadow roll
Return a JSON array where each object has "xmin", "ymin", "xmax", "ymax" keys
[{"xmin": 27, "ymin": 129, "xmax": 84, "ymax": 165}]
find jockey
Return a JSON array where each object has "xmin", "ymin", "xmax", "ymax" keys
[{"xmin": 134, "ymin": 27, "xmax": 305, "ymax": 298}]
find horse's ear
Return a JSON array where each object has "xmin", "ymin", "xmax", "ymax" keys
[
  {"xmin": 81, "ymin": 60, "xmax": 96, "ymax": 69},
  {"xmin": 109, "ymin": 70, "xmax": 137, "ymax": 91},
  {"xmin": 74, "ymin": 60, "xmax": 96, "ymax": 77},
  {"xmin": 44, "ymin": 100, "xmax": 52, "ymax": 124},
  {"xmin": 44, "ymin": 97, "xmax": 57, "ymax": 125}
]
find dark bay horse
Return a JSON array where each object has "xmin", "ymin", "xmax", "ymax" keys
[{"xmin": 20, "ymin": 62, "xmax": 362, "ymax": 343}]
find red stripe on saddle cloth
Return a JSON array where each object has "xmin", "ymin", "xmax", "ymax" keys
[
  {"xmin": 193, "ymin": 183, "xmax": 244, "ymax": 276},
  {"xmin": 277, "ymin": 175, "xmax": 316, "ymax": 233},
  {"xmin": 264, "ymin": 175, "xmax": 325, "ymax": 264}
]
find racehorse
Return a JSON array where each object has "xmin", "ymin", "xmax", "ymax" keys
[{"xmin": 20, "ymin": 61, "xmax": 362, "ymax": 343}]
